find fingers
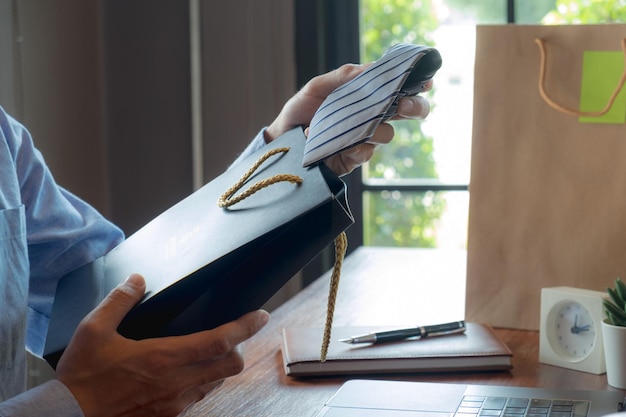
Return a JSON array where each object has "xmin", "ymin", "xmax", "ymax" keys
[
  {"xmin": 265, "ymin": 63, "xmax": 368, "ymax": 141},
  {"xmin": 84, "ymin": 273, "xmax": 147, "ymax": 331},
  {"xmin": 326, "ymin": 80, "xmax": 431, "ymax": 175},
  {"xmin": 322, "ymin": 122, "xmax": 394, "ymax": 176},
  {"xmin": 302, "ymin": 63, "xmax": 368, "ymax": 99},
  {"xmin": 366, "ymin": 122, "xmax": 395, "ymax": 146},
  {"xmin": 164, "ymin": 309, "xmax": 270, "ymax": 366},
  {"xmin": 314, "ymin": 65, "xmax": 432, "ymax": 121},
  {"xmin": 140, "ymin": 311, "xmax": 269, "ymax": 405},
  {"xmin": 324, "ymin": 142, "xmax": 377, "ymax": 176},
  {"xmin": 168, "ymin": 346, "xmax": 245, "ymax": 396},
  {"xmin": 397, "ymin": 95, "xmax": 431, "ymax": 120},
  {"xmin": 267, "ymin": 62, "xmax": 433, "ymax": 143},
  {"xmin": 58, "ymin": 307, "xmax": 269, "ymax": 417}
]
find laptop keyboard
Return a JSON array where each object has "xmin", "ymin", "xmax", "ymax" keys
[{"xmin": 454, "ymin": 395, "xmax": 590, "ymax": 417}]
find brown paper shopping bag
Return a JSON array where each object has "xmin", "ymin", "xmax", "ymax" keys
[{"xmin": 466, "ymin": 24, "xmax": 626, "ymax": 330}]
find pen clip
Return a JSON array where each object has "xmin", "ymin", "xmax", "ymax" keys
[{"xmin": 424, "ymin": 326, "xmax": 465, "ymax": 338}]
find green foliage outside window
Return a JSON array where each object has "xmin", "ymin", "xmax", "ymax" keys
[
  {"xmin": 544, "ymin": 0, "xmax": 626, "ymax": 23},
  {"xmin": 361, "ymin": 0, "xmax": 439, "ymax": 181},
  {"xmin": 360, "ymin": 0, "xmax": 446, "ymax": 247}
]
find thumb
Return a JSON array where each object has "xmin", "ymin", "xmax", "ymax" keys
[
  {"xmin": 89, "ymin": 273, "xmax": 147, "ymax": 331},
  {"xmin": 315, "ymin": 63, "xmax": 370, "ymax": 97}
]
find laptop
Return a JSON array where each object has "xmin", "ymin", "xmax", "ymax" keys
[{"xmin": 314, "ymin": 379, "xmax": 626, "ymax": 417}]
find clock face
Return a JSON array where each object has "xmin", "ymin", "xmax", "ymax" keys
[{"xmin": 548, "ymin": 300, "xmax": 597, "ymax": 361}]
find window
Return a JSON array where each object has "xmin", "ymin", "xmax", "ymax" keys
[
  {"xmin": 294, "ymin": 0, "xmax": 626, "ymax": 281},
  {"xmin": 359, "ymin": 0, "xmax": 490, "ymax": 249},
  {"xmin": 357, "ymin": 0, "xmax": 625, "ymax": 250}
]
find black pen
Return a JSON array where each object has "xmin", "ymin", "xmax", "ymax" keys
[{"xmin": 338, "ymin": 320, "xmax": 466, "ymax": 344}]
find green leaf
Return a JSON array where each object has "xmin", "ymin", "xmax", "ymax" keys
[
  {"xmin": 615, "ymin": 277, "xmax": 626, "ymax": 302},
  {"xmin": 606, "ymin": 311, "xmax": 616, "ymax": 326},
  {"xmin": 614, "ymin": 314, "xmax": 626, "ymax": 327},
  {"xmin": 606, "ymin": 307, "xmax": 626, "ymax": 327},
  {"xmin": 607, "ymin": 287, "xmax": 624, "ymax": 309},
  {"xmin": 604, "ymin": 299, "xmax": 626, "ymax": 324}
]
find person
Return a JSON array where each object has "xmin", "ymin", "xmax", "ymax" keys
[{"xmin": 0, "ymin": 63, "xmax": 432, "ymax": 417}]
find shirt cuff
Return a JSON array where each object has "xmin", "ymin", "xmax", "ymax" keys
[{"xmin": 0, "ymin": 380, "xmax": 84, "ymax": 417}]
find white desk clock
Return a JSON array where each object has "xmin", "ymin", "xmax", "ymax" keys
[{"xmin": 539, "ymin": 286, "xmax": 608, "ymax": 374}]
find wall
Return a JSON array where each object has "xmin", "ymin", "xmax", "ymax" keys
[
  {"xmin": 3, "ymin": 0, "xmax": 109, "ymax": 213},
  {"xmin": 199, "ymin": 0, "xmax": 296, "ymax": 179},
  {"xmin": 0, "ymin": 0, "xmax": 296, "ymax": 234},
  {"xmin": 0, "ymin": 1, "xmax": 18, "ymax": 114},
  {"xmin": 101, "ymin": 0, "xmax": 194, "ymax": 233}
]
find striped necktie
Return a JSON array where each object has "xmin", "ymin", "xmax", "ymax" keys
[{"xmin": 303, "ymin": 43, "xmax": 442, "ymax": 167}]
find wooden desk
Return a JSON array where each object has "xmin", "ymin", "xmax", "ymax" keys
[{"xmin": 184, "ymin": 247, "xmax": 621, "ymax": 417}]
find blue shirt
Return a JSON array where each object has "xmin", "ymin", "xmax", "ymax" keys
[
  {"xmin": 0, "ymin": 106, "xmax": 266, "ymax": 416},
  {"xmin": 0, "ymin": 106, "xmax": 124, "ymax": 416}
]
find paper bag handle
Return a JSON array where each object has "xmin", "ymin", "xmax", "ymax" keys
[
  {"xmin": 534, "ymin": 38, "xmax": 626, "ymax": 117},
  {"xmin": 321, "ymin": 231, "xmax": 347, "ymax": 362},
  {"xmin": 218, "ymin": 145, "xmax": 346, "ymax": 362},
  {"xmin": 218, "ymin": 147, "xmax": 303, "ymax": 208}
]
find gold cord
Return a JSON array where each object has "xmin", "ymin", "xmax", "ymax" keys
[
  {"xmin": 218, "ymin": 146, "xmax": 348, "ymax": 361},
  {"xmin": 534, "ymin": 38, "xmax": 626, "ymax": 117},
  {"xmin": 320, "ymin": 231, "xmax": 348, "ymax": 362},
  {"xmin": 218, "ymin": 147, "xmax": 302, "ymax": 208}
]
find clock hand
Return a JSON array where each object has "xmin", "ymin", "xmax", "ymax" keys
[
  {"xmin": 570, "ymin": 315, "xmax": 591, "ymax": 334},
  {"xmin": 571, "ymin": 315, "xmax": 580, "ymax": 334}
]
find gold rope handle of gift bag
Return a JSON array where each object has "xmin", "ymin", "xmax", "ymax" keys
[
  {"xmin": 218, "ymin": 146, "xmax": 347, "ymax": 362},
  {"xmin": 534, "ymin": 38, "xmax": 626, "ymax": 117},
  {"xmin": 218, "ymin": 147, "xmax": 302, "ymax": 208},
  {"xmin": 320, "ymin": 231, "xmax": 347, "ymax": 362}
]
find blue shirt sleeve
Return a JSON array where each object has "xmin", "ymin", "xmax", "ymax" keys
[
  {"xmin": 0, "ymin": 106, "xmax": 121, "ymax": 415},
  {"xmin": 0, "ymin": 109, "xmax": 125, "ymax": 357},
  {"xmin": 0, "ymin": 380, "xmax": 83, "ymax": 417}
]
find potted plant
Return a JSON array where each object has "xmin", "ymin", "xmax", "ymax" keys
[{"xmin": 602, "ymin": 277, "xmax": 626, "ymax": 389}]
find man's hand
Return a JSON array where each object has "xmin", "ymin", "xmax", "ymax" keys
[
  {"xmin": 56, "ymin": 273, "xmax": 269, "ymax": 417},
  {"xmin": 265, "ymin": 63, "xmax": 433, "ymax": 175}
]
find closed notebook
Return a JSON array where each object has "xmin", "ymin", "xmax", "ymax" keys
[{"xmin": 281, "ymin": 322, "xmax": 512, "ymax": 377}]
